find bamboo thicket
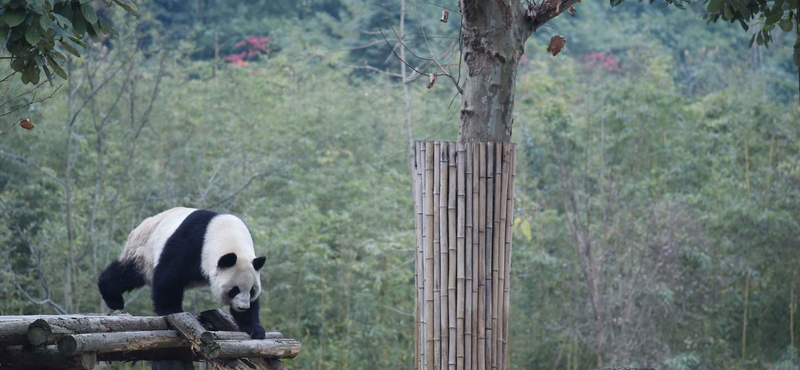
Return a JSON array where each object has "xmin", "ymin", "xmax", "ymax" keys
[{"xmin": 413, "ymin": 142, "xmax": 517, "ymax": 370}]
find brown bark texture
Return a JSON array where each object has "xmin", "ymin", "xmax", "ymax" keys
[{"xmin": 457, "ymin": 0, "xmax": 578, "ymax": 143}]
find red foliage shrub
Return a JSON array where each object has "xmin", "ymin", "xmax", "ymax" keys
[
  {"xmin": 225, "ymin": 35, "xmax": 271, "ymax": 66},
  {"xmin": 584, "ymin": 52, "xmax": 620, "ymax": 72}
]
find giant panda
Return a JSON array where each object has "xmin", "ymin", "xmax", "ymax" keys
[{"xmin": 98, "ymin": 207, "xmax": 267, "ymax": 339}]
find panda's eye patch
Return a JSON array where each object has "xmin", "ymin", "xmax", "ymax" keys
[
  {"xmin": 250, "ymin": 287, "xmax": 256, "ymax": 296},
  {"xmin": 227, "ymin": 286, "xmax": 240, "ymax": 299}
]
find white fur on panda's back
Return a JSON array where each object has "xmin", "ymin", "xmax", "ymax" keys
[
  {"xmin": 120, "ymin": 207, "xmax": 197, "ymax": 282},
  {"xmin": 120, "ymin": 207, "xmax": 257, "ymax": 286},
  {"xmin": 201, "ymin": 214, "xmax": 256, "ymax": 278}
]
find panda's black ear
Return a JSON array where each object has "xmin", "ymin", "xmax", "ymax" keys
[
  {"xmin": 218, "ymin": 253, "xmax": 237, "ymax": 268},
  {"xmin": 253, "ymin": 256, "xmax": 266, "ymax": 271}
]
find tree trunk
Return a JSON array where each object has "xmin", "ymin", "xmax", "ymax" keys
[
  {"xmin": 413, "ymin": 1, "xmax": 579, "ymax": 369},
  {"xmin": 456, "ymin": 0, "xmax": 578, "ymax": 143},
  {"xmin": 457, "ymin": 0, "xmax": 531, "ymax": 143}
]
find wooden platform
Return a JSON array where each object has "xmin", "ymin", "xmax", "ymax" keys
[{"xmin": 0, "ymin": 309, "xmax": 301, "ymax": 370}]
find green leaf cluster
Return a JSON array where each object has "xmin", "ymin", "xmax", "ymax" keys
[
  {"xmin": 611, "ymin": 0, "xmax": 799, "ymax": 55},
  {"xmin": 0, "ymin": 0, "xmax": 137, "ymax": 84}
]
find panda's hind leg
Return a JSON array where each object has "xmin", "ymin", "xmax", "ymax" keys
[{"xmin": 98, "ymin": 259, "xmax": 145, "ymax": 310}]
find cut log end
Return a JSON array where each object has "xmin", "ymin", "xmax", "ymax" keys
[{"xmin": 57, "ymin": 335, "xmax": 79, "ymax": 357}]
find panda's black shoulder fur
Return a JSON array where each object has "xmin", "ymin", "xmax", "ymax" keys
[{"xmin": 151, "ymin": 209, "xmax": 218, "ymax": 314}]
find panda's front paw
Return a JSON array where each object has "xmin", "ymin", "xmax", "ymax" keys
[
  {"xmin": 241, "ymin": 324, "xmax": 266, "ymax": 339},
  {"xmin": 102, "ymin": 294, "xmax": 125, "ymax": 310}
]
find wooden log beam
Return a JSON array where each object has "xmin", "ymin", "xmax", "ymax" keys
[
  {"xmin": 202, "ymin": 339, "xmax": 302, "ymax": 359},
  {"xmin": 165, "ymin": 312, "xmax": 252, "ymax": 370},
  {"xmin": 58, "ymin": 330, "xmax": 188, "ymax": 356},
  {"xmin": 4, "ymin": 315, "xmax": 168, "ymax": 332},
  {"xmin": 0, "ymin": 314, "xmax": 127, "ymax": 321},
  {"xmin": 0, "ymin": 320, "xmax": 31, "ymax": 346},
  {"xmin": 2, "ymin": 316, "xmax": 162, "ymax": 347},
  {"xmin": 165, "ymin": 312, "xmax": 208, "ymax": 345},
  {"xmin": 96, "ymin": 347, "xmax": 199, "ymax": 362},
  {"xmin": 201, "ymin": 330, "xmax": 283, "ymax": 342},
  {"xmin": 199, "ymin": 309, "xmax": 292, "ymax": 370},
  {"xmin": 0, "ymin": 345, "xmax": 95, "ymax": 370}
]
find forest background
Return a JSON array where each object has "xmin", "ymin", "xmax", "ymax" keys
[{"xmin": 1, "ymin": 0, "xmax": 800, "ymax": 369}]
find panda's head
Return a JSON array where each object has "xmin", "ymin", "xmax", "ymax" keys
[{"xmin": 212, "ymin": 253, "xmax": 266, "ymax": 312}]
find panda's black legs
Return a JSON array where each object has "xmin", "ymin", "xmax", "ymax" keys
[
  {"xmin": 151, "ymin": 279, "xmax": 185, "ymax": 315},
  {"xmin": 98, "ymin": 259, "xmax": 145, "ymax": 310},
  {"xmin": 231, "ymin": 296, "xmax": 266, "ymax": 339}
]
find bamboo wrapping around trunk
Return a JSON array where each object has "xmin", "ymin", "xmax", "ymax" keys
[{"xmin": 413, "ymin": 142, "xmax": 516, "ymax": 370}]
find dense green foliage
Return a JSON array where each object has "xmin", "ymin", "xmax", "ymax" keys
[
  {"xmin": 0, "ymin": 0, "xmax": 137, "ymax": 84},
  {"xmin": 1, "ymin": 1, "xmax": 800, "ymax": 369}
]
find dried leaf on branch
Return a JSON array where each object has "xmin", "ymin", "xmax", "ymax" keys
[
  {"xmin": 547, "ymin": 35, "xmax": 566, "ymax": 56},
  {"xmin": 427, "ymin": 73, "xmax": 438, "ymax": 89},
  {"xmin": 440, "ymin": 10, "xmax": 449, "ymax": 23},
  {"xmin": 20, "ymin": 119, "xmax": 33, "ymax": 130}
]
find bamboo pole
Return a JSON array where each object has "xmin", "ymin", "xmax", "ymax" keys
[
  {"xmin": 434, "ymin": 141, "xmax": 442, "ymax": 370},
  {"xmin": 477, "ymin": 142, "xmax": 487, "ymax": 370},
  {"xmin": 472, "ymin": 142, "xmax": 480, "ymax": 370},
  {"xmin": 414, "ymin": 143, "xmax": 420, "ymax": 370},
  {"xmin": 456, "ymin": 143, "xmax": 466, "ymax": 370},
  {"xmin": 415, "ymin": 142, "xmax": 424, "ymax": 370},
  {"xmin": 490, "ymin": 144, "xmax": 502, "ymax": 370},
  {"xmin": 495, "ymin": 144, "xmax": 509, "ymax": 370},
  {"xmin": 485, "ymin": 142, "xmax": 495, "ymax": 370},
  {"xmin": 496, "ymin": 144, "xmax": 511, "ymax": 370},
  {"xmin": 417, "ymin": 142, "xmax": 427, "ymax": 370},
  {"xmin": 440, "ymin": 142, "xmax": 450, "ymax": 370},
  {"xmin": 502, "ymin": 145, "xmax": 517, "ymax": 370},
  {"xmin": 448, "ymin": 143, "xmax": 457, "ymax": 370},
  {"xmin": 425, "ymin": 142, "xmax": 435, "ymax": 370},
  {"xmin": 465, "ymin": 144, "xmax": 474, "ymax": 370}
]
